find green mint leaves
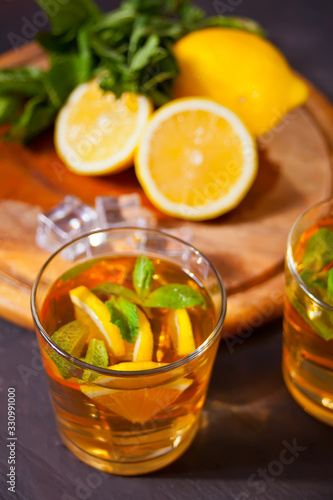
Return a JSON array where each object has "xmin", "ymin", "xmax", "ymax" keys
[
  {"xmin": 0, "ymin": 0, "xmax": 263, "ymax": 142},
  {"xmin": 52, "ymin": 320, "xmax": 90, "ymax": 356},
  {"xmin": 102, "ymin": 255, "xmax": 206, "ymax": 314},
  {"xmin": 35, "ymin": 0, "xmax": 101, "ymax": 36},
  {"xmin": 300, "ymin": 228, "xmax": 333, "ymax": 306},
  {"xmin": 61, "ymin": 260, "xmax": 97, "ymax": 282},
  {"xmin": 106, "ymin": 296, "xmax": 139, "ymax": 343},
  {"xmin": 93, "ymin": 282, "xmax": 141, "ymax": 304},
  {"xmin": 51, "ymin": 320, "xmax": 90, "ymax": 379},
  {"xmin": 133, "ymin": 255, "xmax": 155, "ymax": 299},
  {"xmin": 294, "ymin": 227, "xmax": 333, "ymax": 341},
  {"xmin": 82, "ymin": 338, "xmax": 109, "ymax": 382},
  {"xmin": 302, "ymin": 228, "xmax": 333, "ymax": 273},
  {"xmin": 93, "ymin": 255, "xmax": 206, "ymax": 341},
  {"xmin": 143, "ymin": 283, "xmax": 206, "ymax": 309}
]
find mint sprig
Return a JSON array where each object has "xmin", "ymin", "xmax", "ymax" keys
[
  {"xmin": 292, "ymin": 227, "xmax": 333, "ymax": 341},
  {"xmin": 82, "ymin": 338, "xmax": 109, "ymax": 382},
  {"xmin": 50, "ymin": 320, "xmax": 89, "ymax": 379},
  {"xmin": 106, "ymin": 296, "xmax": 139, "ymax": 343},
  {"xmin": 96, "ymin": 255, "xmax": 206, "ymax": 314},
  {"xmin": 133, "ymin": 255, "xmax": 155, "ymax": 299},
  {"xmin": 302, "ymin": 228, "xmax": 333, "ymax": 273},
  {"xmin": 143, "ymin": 283, "xmax": 206, "ymax": 309},
  {"xmin": 93, "ymin": 282, "xmax": 141, "ymax": 304},
  {"xmin": 0, "ymin": 0, "xmax": 263, "ymax": 142}
]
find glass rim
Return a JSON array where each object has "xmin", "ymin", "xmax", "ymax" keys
[
  {"xmin": 31, "ymin": 226, "xmax": 227, "ymax": 377},
  {"xmin": 287, "ymin": 196, "xmax": 333, "ymax": 313}
]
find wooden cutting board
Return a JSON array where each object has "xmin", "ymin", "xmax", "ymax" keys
[{"xmin": 0, "ymin": 42, "xmax": 332, "ymax": 334}]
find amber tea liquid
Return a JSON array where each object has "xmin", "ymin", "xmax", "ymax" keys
[
  {"xmin": 39, "ymin": 255, "xmax": 218, "ymax": 474},
  {"xmin": 283, "ymin": 217, "xmax": 333, "ymax": 426}
]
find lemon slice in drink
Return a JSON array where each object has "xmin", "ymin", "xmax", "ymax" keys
[
  {"xmin": 132, "ymin": 309, "xmax": 154, "ymax": 362},
  {"xmin": 167, "ymin": 309, "xmax": 196, "ymax": 356},
  {"xmin": 69, "ymin": 286, "xmax": 125, "ymax": 358},
  {"xmin": 80, "ymin": 361, "xmax": 193, "ymax": 424},
  {"xmin": 55, "ymin": 79, "xmax": 153, "ymax": 175},
  {"xmin": 135, "ymin": 97, "xmax": 257, "ymax": 220}
]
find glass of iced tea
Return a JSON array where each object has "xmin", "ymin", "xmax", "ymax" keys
[
  {"xmin": 283, "ymin": 197, "xmax": 333, "ymax": 426},
  {"xmin": 31, "ymin": 228, "xmax": 226, "ymax": 475}
]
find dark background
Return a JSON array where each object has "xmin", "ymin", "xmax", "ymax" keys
[
  {"xmin": 0, "ymin": 0, "xmax": 333, "ymax": 101},
  {"xmin": 1, "ymin": 1, "xmax": 333, "ymax": 500}
]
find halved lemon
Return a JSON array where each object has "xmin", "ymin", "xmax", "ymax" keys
[
  {"xmin": 55, "ymin": 79, "xmax": 153, "ymax": 175},
  {"xmin": 81, "ymin": 361, "xmax": 192, "ymax": 423},
  {"xmin": 69, "ymin": 285, "xmax": 125, "ymax": 358},
  {"xmin": 167, "ymin": 309, "xmax": 196, "ymax": 356},
  {"xmin": 132, "ymin": 309, "xmax": 154, "ymax": 362},
  {"xmin": 135, "ymin": 97, "xmax": 257, "ymax": 220}
]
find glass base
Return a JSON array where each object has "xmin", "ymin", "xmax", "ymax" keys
[
  {"xmin": 282, "ymin": 362, "xmax": 333, "ymax": 427},
  {"xmin": 59, "ymin": 421, "xmax": 199, "ymax": 476}
]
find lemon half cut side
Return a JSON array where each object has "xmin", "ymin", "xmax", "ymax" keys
[
  {"xmin": 135, "ymin": 97, "xmax": 257, "ymax": 221},
  {"xmin": 55, "ymin": 79, "xmax": 152, "ymax": 176}
]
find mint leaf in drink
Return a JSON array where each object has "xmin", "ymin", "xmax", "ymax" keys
[
  {"xmin": 302, "ymin": 228, "xmax": 333, "ymax": 273},
  {"xmin": 82, "ymin": 338, "xmax": 109, "ymax": 382},
  {"xmin": 300, "ymin": 269, "xmax": 327, "ymax": 290},
  {"xmin": 133, "ymin": 255, "xmax": 155, "ymax": 299},
  {"xmin": 52, "ymin": 320, "xmax": 89, "ymax": 356},
  {"xmin": 51, "ymin": 320, "xmax": 89, "ymax": 379},
  {"xmin": 106, "ymin": 296, "xmax": 139, "ymax": 343},
  {"xmin": 61, "ymin": 260, "xmax": 97, "ymax": 282},
  {"xmin": 93, "ymin": 282, "xmax": 142, "ymax": 305},
  {"xmin": 144, "ymin": 284, "xmax": 206, "ymax": 310}
]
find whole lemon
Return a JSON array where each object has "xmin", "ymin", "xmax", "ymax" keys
[{"xmin": 173, "ymin": 28, "xmax": 309, "ymax": 136}]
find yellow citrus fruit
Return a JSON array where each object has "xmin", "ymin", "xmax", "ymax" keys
[
  {"xmin": 80, "ymin": 361, "xmax": 192, "ymax": 423},
  {"xmin": 89, "ymin": 361, "xmax": 187, "ymax": 389},
  {"xmin": 55, "ymin": 79, "xmax": 153, "ymax": 175},
  {"xmin": 135, "ymin": 97, "xmax": 257, "ymax": 220},
  {"xmin": 173, "ymin": 28, "xmax": 309, "ymax": 136},
  {"xmin": 132, "ymin": 309, "xmax": 154, "ymax": 362},
  {"xmin": 167, "ymin": 309, "xmax": 196, "ymax": 356},
  {"xmin": 109, "ymin": 361, "xmax": 163, "ymax": 372},
  {"xmin": 69, "ymin": 285, "xmax": 125, "ymax": 358}
]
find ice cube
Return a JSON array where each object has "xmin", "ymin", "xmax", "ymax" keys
[
  {"xmin": 36, "ymin": 195, "xmax": 99, "ymax": 259},
  {"xmin": 135, "ymin": 225, "xmax": 193, "ymax": 260},
  {"xmin": 95, "ymin": 194, "xmax": 156, "ymax": 228},
  {"xmin": 160, "ymin": 226, "xmax": 193, "ymax": 244}
]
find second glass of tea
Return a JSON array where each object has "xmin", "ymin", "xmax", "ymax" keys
[
  {"xmin": 283, "ymin": 197, "xmax": 333, "ymax": 426},
  {"xmin": 31, "ymin": 228, "xmax": 226, "ymax": 475}
]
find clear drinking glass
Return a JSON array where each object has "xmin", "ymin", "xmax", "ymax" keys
[
  {"xmin": 31, "ymin": 228, "xmax": 226, "ymax": 475},
  {"xmin": 283, "ymin": 198, "xmax": 333, "ymax": 426}
]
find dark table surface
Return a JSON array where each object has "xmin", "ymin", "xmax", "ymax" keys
[{"xmin": 1, "ymin": 1, "xmax": 333, "ymax": 499}]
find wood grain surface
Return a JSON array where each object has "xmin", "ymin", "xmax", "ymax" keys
[{"xmin": 0, "ymin": 42, "xmax": 332, "ymax": 332}]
